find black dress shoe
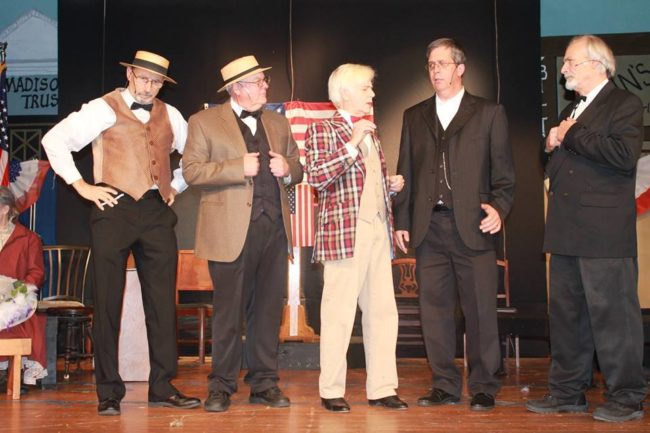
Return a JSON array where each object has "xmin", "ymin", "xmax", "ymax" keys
[
  {"xmin": 321, "ymin": 397, "xmax": 351, "ymax": 413},
  {"xmin": 526, "ymin": 393, "xmax": 588, "ymax": 414},
  {"xmin": 417, "ymin": 388, "xmax": 460, "ymax": 407},
  {"xmin": 204, "ymin": 390, "xmax": 231, "ymax": 412},
  {"xmin": 250, "ymin": 386, "xmax": 290, "ymax": 408},
  {"xmin": 368, "ymin": 395, "xmax": 408, "ymax": 410},
  {"xmin": 149, "ymin": 392, "xmax": 201, "ymax": 409},
  {"xmin": 98, "ymin": 398, "xmax": 121, "ymax": 416},
  {"xmin": 470, "ymin": 392, "xmax": 495, "ymax": 411}
]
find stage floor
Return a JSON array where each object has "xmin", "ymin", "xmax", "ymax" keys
[{"xmin": 2, "ymin": 358, "xmax": 648, "ymax": 433}]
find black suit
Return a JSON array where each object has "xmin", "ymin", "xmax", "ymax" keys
[
  {"xmin": 543, "ymin": 81, "xmax": 647, "ymax": 405},
  {"xmin": 394, "ymin": 91, "xmax": 515, "ymax": 397}
]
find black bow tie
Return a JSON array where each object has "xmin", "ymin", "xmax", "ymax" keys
[
  {"xmin": 241, "ymin": 109, "xmax": 262, "ymax": 119},
  {"xmin": 575, "ymin": 95, "xmax": 586, "ymax": 104},
  {"xmin": 131, "ymin": 101, "xmax": 153, "ymax": 112}
]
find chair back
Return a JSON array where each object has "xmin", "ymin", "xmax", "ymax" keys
[
  {"xmin": 392, "ymin": 257, "xmax": 418, "ymax": 298},
  {"xmin": 176, "ymin": 250, "xmax": 213, "ymax": 303},
  {"xmin": 40, "ymin": 245, "xmax": 91, "ymax": 304}
]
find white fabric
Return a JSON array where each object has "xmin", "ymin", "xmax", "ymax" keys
[
  {"xmin": 0, "ymin": 275, "xmax": 38, "ymax": 331},
  {"xmin": 436, "ymin": 87, "xmax": 465, "ymax": 129},
  {"xmin": 320, "ymin": 218, "xmax": 398, "ymax": 398}
]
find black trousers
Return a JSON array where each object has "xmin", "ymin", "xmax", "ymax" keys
[
  {"xmin": 548, "ymin": 254, "xmax": 647, "ymax": 405},
  {"xmin": 90, "ymin": 191, "xmax": 179, "ymax": 401},
  {"xmin": 415, "ymin": 210, "xmax": 501, "ymax": 397},
  {"xmin": 207, "ymin": 214, "xmax": 287, "ymax": 394}
]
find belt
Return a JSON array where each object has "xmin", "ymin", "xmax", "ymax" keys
[{"xmin": 433, "ymin": 204, "xmax": 452, "ymax": 212}]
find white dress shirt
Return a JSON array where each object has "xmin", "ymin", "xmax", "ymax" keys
[
  {"xmin": 573, "ymin": 78, "xmax": 609, "ymax": 119},
  {"xmin": 436, "ymin": 87, "xmax": 465, "ymax": 130},
  {"xmin": 42, "ymin": 88, "xmax": 188, "ymax": 193}
]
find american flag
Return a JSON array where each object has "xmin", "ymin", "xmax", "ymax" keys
[
  {"xmin": 0, "ymin": 61, "xmax": 9, "ymax": 186},
  {"xmin": 284, "ymin": 101, "xmax": 337, "ymax": 247}
]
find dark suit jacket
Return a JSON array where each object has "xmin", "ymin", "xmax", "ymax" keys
[
  {"xmin": 543, "ymin": 81, "xmax": 643, "ymax": 258},
  {"xmin": 182, "ymin": 102, "xmax": 303, "ymax": 262},
  {"xmin": 393, "ymin": 92, "xmax": 515, "ymax": 251}
]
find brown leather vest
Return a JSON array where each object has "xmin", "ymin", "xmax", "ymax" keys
[{"xmin": 92, "ymin": 89, "xmax": 173, "ymax": 200}]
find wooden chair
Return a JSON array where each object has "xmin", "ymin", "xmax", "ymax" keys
[
  {"xmin": 37, "ymin": 245, "xmax": 93, "ymax": 380},
  {"xmin": 391, "ymin": 258, "xmax": 424, "ymax": 356},
  {"xmin": 0, "ymin": 339, "xmax": 31, "ymax": 399},
  {"xmin": 175, "ymin": 250, "xmax": 213, "ymax": 364}
]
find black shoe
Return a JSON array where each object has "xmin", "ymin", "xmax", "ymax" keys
[
  {"xmin": 417, "ymin": 388, "xmax": 460, "ymax": 407},
  {"xmin": 149, "ymin": 392, "xmax": 201, "ymax": 409},
  {"xmin": 593, "ymin": 401, "xmax": 644, "ymax": 422},
  {"xmin": 321, "ymin": 397, "xmax": 351, "ymax": 413},
  {"xmin": 368, "ymin": 395, "xmax": 408, "ymax": 410},
  {"xmin": 204, "ymin": 390, "xmax": 231, "ymax": 412},
  {"xmin": 98, "ymin": 398, "xmax": 121, "ymax": 416},
  {"xmin": 470, "ymin": 393, "xmax": 495, "ymax": 411},
  {"xmin": 526, "ymin": 393, "xmax": 588, "ymax": 414},
  {"xmin": 250, "ymin": 386, "xmax": 290, "ymax": 408}
]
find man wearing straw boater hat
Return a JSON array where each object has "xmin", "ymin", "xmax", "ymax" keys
[
  {"xmin": 43, "ymin": 50, "xmax": 200, "ymax": 415},
  {"xmin": 183, "ymin": 55, "xmax": 303, "ymax": 412}
]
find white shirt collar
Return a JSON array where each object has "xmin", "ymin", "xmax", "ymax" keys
[
  {"xmin": 583, "ymin": 79, "xmax": 609, "ymax": 105},
  {"xmin": 230, "ymin": 98, "xmax": 244, "ymax": 116},
  {"xmin": 120, "ymin": 88, "xmax": 137, "ymax": 107},
  {"xmin": 436, "ymin": 87, "xmax": 465, "ymax": 107},
  {"xmin": 338, "ymin": 109, "xmax": 353, "ymax": 126}
]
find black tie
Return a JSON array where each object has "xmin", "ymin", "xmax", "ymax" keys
[
  {"xmin": 241, "ymin": 109, "xmax": 262, "ymax": 119},
  {"xmin": 570, "ymin": 95, "xmax": 586, "ymax": 119},
  {"xmin": 131, "ymin": 101, "xmax": 153, "ymax": 112}
]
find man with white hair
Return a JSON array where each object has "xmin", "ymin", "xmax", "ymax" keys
[
  {"xmin": 183, "ymin": 55, "xmax": 303, "ymax": 413},
  {"xmin": 526, "ymin": 34, "xmax": 647, "ymax": 423},
  {"xmin": 305, "ymin": 63, "xmax": 406, "ymax": 412}
]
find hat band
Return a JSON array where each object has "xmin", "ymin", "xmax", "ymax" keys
[
  {"xmin": 224, "ymin": 65, "xmax": 264, "ymax": 86},
  {"xmin": 131, "ymin": 58, "xmax": 168, "ymax": 76}
]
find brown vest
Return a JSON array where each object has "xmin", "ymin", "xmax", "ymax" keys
[{"xmin": 92, "ymin": 89, "xmax": 174, "ymax": 200}]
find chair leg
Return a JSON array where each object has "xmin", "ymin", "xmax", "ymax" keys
[
  {"xmin": 8, "ymin": 355, "xmax": 21, "ymax": 400},
  {"xmin": 515, "ymin": 336, "xmax": 520, "ymax": 369},
  {"xmin": 463, "ymin": 333, "xmax": 467, "ymax": 367},
  {"xmin": 198, "ymin": 308, "xmax": 206, "ymax": 364}
]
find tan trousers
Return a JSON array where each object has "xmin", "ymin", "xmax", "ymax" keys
[{"xmin": 319, "ymin": 214, "xmax": 399, "ymax": 399}]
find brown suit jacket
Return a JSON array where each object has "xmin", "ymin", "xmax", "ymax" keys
[{"xmin": 182, "ymin": 102, "xmax": 303, "ymax": 262}]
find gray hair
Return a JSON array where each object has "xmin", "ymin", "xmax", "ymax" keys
[
  {"xmin": 0, "ymin": 186, "xmax": 19, "ymax": 221},
  {"xmin": 328, "ymin": 64, "xmax": 375, "ymax": 108},
  {"xmin": 426, "ymin": 38, "xmax": 466, "ymax": 64},
  {"xmin": 569, "ymin": 34, "xmax": 616, "ymax": 78}
]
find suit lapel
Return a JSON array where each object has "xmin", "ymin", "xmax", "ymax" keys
[
  {"xmin": 331, "ymin": 111, "xmax": 365, "ymax": 173},
  {"xmin": 259, "ymin": 113, "xmax": 275, "ymax": 152},
  {"xmin": 217, "ymin": 102, "xmax": 248, "ymax": 155},
  {"xmin": 444, "ymin": 92, "xmax": 477, "ymax": 139},
  {"xmin": 420, "ymin": 96, "xmax": 439, "ymax": 139},
  {"xmin": 573, "ymin": 81, "xmax": 613, "ymax": 126}
]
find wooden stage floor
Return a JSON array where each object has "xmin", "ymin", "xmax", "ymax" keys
[{"xmin": 2, "ymin": 358, "xmax": 649, "ymax": 433}]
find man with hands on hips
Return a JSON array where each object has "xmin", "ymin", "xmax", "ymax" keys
[{"xmin": 42, "ymin": 50, "xmax": 200, "ymax": 415}]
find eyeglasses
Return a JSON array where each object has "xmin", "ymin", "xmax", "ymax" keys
[
  {"xmin": 562, "ymin": 58, "xmax": 597, "ymax": 69},
  {"xmin": 132, "ymin": 73, "xmax": 164, "ymax": 88},
  {"xmin": 426, "ymin": 61, "xmax": 457, "ymax": 71},
  {"xmin": 239, "ymin": 75, "xmax": 271, "ymax": 88}
]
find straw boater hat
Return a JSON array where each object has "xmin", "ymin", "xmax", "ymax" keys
[
  {"xmin": 119, "ymin": 50, "xmax": 177, "ymax": 84},
  {"xmin": 218, "ymin": 55, "xmax": 271, "ymax": 92}
]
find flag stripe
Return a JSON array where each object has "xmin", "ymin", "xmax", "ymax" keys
[{"xmin": 284, "ymin": 101, "xmax": 337, "ymax": 247}]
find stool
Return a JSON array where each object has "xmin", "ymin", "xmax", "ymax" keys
[
  {"xmin": 49, "ymin": 308, "xmax": 93, "ymax": 379},
  {"xmin": 0, "ymin": 338, "xmax": 31, "ymax": 400}
]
